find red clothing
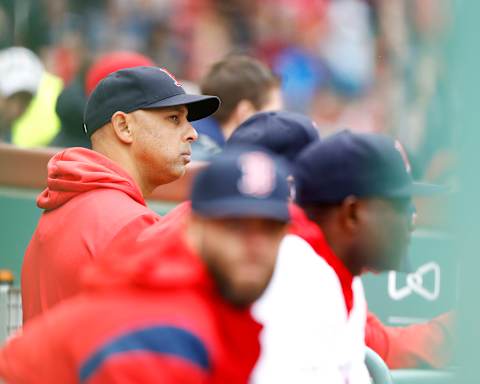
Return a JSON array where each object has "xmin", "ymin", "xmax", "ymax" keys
[
  {"xmin": 253, "ymin": 204, "xmax": 369, "ymax": 382},
  {"xmin": 288, "ymin": 204, "xmax": 356, "ymax": 315},
  {"xmin": 1, "ymin": 216, "xmax": 261, "ymax": 383},
  {"xmin": 289, "ymin": 204, "xmax": 453, "ymax": 369},
  {"xmin": 22, "ymin": 147, "xmax": 160, "ymax": 322},
  {"xmin": 365, "ymin": 311, "xmax": 454, "ymax": 369},
  {"xmin": 169, "ymin": 203, "xmax": 454, "ymax": 369}
]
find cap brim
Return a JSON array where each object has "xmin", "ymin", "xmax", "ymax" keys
[
  {"xmin": 411, "ymin": 182, "xmax": 449, "ymax": 196},
  {"xmin": 143, "ymin": 94, "xmax": 220, "ymax": 121},
  {"xmin": 386, "ymin": 181, "xmax": 448, "ymax": 199},
  {"xmin": 192, "ymin": 198, "xmax": 290, "ymax": 222}
]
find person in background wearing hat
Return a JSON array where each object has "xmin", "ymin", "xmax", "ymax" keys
[
  {"xmin": 50, "ymin": 51, "xmax": 155, "ymax": 148},
  {"xmin": 0, "ymin": 147, "xmax": 290, "ymax": 384},
  {"xmin": 49, "ymin": 67, "xmax": 91, "ymax": 149},
  {"xmin": 227, "ymin": 110, "xmax": 320, "ymax": 165},
  {"xmin": 0, "ymin": 46, "xmax": 63, "ymax": 146},
  {"xmin": 228, "ymin": 112, "xmax": 454, "ymax": 371},
  {"xmin": 191, "ymin": 55, "xmax": 283, "ymax": 160},
  {"xmin": 252, "ymin": 130, "xmax": 443, "ymax": 383},
  {"xmin": 227, "ymin": 110, "xmax": 320, "ymax": 201},
  {"xmin": 21, "ymin": 66, "xmax": 220, "ymax": 323}
]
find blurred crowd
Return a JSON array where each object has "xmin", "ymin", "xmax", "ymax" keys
[{"xmin": 0, "ymin": 0, "xmax": 451, "ymax": 180}]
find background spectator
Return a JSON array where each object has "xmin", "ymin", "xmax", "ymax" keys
[
  {"xmin": 0, "ymin": 46, "xmax": 62, "ymax": 147},
  {"xmin": 192, "ymin": 55, "xmax": 282, "ymax": 161},
  {"xmin": 0, "ymin": 0, "xmax": 451, "ymax": 178}
]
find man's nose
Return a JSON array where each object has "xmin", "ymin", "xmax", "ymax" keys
[
  {"xmin": 186, "ymin": 123, "xmax": 198, "ymax": 143},
  {"xmin": 244, "ymin": 231, "xmax": 271, "ymax": 256}
]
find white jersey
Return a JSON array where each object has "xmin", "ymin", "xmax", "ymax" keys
[{"xmin": 252, "ymin": 234, "xmax": 369, "ymax": 384}]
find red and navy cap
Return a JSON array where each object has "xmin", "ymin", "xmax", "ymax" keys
[
  {"xmin": 227, "ymin": 111, "xmax": 319, "ymax": 163},
  {"xmin": 83, "ymin": 66, "xmax": 220, "ymax": 137},
  {"xmin": 191, "ymin": 146, "xmax": 290, "ymax": 222},
  {"xmin": 294, "ymin": 130, "xmax": 444, "ymax": 204}
]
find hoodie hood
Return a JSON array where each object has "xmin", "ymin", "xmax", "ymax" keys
[{"xmin": 37, "ymin": 147, "xmax": 145, "ymax": 210}]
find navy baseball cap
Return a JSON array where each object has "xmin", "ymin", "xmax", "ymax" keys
[
  {"xmin": 294, "ymin": 130, "xmax": 444, "ymax": 204},
  {"xmin": 191, "ymin": 146, "xmax": 290, "ymax": 222},
  {"xmin": 227, "ymin": 111, "xmax": 320, "ymax": 163},
  {"xmin": 83, "ymin": 66, "xmax": 220, "ymax": 137}
]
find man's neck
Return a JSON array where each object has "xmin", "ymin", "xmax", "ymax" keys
[
  {"xmin": 119, "ymin": 160, "xmax": 152, "ymax": 197},
  {"xmin": 221, "ymin": 120, "xmax": 239, "ymax": 141},
  {"xmin": 312, "ymin": 220, "xmax": 362, "ymax": 276},
  {"xmin": 92, "ymin": 143, "xmax": 150, "ymax": 197}
]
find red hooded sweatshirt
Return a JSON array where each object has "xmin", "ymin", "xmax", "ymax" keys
[
  {"xmin": 22, "ymin": 147, "xmax": 160, "ymax": 323},
  {"xmin": 1, "ymin": 215, "xmax": 261, "ymax": 383}
]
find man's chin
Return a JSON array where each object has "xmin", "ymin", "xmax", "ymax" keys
[
  {"xmin": 159, "ymin": 167, "xmax": 186, "ymax": 185},
  {"xmin": 222, "ymin": 286, "xmax": 266, "ymax": 308},
  {"xmin": 225, "ymin": 296, "xmax": 257, "ymax": 309}
]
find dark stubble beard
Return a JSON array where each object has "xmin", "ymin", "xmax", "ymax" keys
[{"xmin": 197, "ymin": 229, "xmax": 259, "ymax": 309}]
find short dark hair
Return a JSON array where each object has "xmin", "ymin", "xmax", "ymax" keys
[{"xmin": 200, "ymin": 55, "xmax": 280, "ymax": 124}]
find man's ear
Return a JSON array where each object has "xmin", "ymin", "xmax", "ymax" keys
[
  {"xmin": 340, "ymin": 195, "xmax": 361, "ymax": 234},
  {"xmin": 111, "ymin": 111, "xmax": 133, "ymax": 144}
]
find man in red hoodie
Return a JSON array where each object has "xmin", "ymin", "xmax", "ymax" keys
[
  {"xmin": 21, "ymin": 66, "xmax": 220, "ymax": 322},
  {"xmin": 0, "ymin": 147, "xmax": 290, "ymax": 383}
]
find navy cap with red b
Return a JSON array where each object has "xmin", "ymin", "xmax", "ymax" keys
[
  {"xmin": 83, "ymin": 66, "xmax": 220, "ymax": 137},
  {"xmin": 192, "ymin": 146, "xmax": 290, "ymax": 222},
  {"xmin": 227, "ymin": 111, "xmax": 320, "ymax": 163},
  {"xmin": 294, "ymin": 130, "xmax": 444, "ymax": 205}
]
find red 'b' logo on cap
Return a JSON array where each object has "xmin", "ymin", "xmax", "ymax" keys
[
  {"xmin": 158, "ymin": 67, "xmax": 181, "ymax": 87},
  {"xmin": 237, "ymin": 152, "xmax": 276, "ymax": 198}
]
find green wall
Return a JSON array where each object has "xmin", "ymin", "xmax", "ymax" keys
[{"xmin": 0, "ymin": 188, "xmax": 41, "ymax": 285}]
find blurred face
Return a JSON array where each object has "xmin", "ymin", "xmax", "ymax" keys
[
  {"xmin": 130, "ymin": 105, "xmax": 198, "ymax": 187},
  {"xmin": 259, "ymin": 86, "xmax": 283, "ymax": 113},
  {"xmin": 191, "ymin": 216, "xmax": 287, "ymax": 308},
  {"xmin": 0, "ymin": 92, "xmax": 33, "ymax": 134},
  {"xmin": 229, "ymin": 86, "xmax": 284, "ymax": 140},
  {"xmin": 354, "ymin": 197, "xmax": 414, "ymax": 272}
]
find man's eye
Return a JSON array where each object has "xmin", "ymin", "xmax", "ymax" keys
[{"xmin": 168, "ymin": 115, "xmax": 179, "ymax": 123}]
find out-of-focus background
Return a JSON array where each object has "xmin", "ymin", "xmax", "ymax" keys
[{"xmin": 0, "ymin": 0, "xmax": 453, "ymax": 182}]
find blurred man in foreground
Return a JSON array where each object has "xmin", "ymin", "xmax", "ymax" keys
[{"xmin": 0, "ymin": 147, "xmax": 290, "ymax": 383}]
